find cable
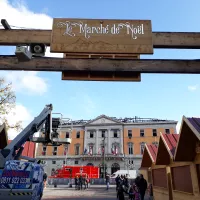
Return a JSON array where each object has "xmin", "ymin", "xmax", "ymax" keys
[{"xmin": 0, "ymin": 24, "xmax": 49, "ymax": 30}]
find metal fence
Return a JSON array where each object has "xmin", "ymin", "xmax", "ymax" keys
[{"xmin": 48, "ymin": 178, "xmax": 135, "ymax": 186}]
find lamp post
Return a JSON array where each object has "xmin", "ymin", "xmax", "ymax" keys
[{"xmin": 103, "ymin": 137, "xmax": 106, "ymax": 179}]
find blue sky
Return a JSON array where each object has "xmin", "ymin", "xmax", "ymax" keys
[{"xmin": 1, "ymin": 0, "xmax": 200, "ymax": 137}]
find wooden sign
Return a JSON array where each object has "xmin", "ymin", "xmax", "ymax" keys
[{"xmin": 50, "ymin": 18, "xmax": 153, "ymax": 54}]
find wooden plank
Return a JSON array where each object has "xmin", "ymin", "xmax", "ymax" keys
[
  {"xmin": 1, "ymin": 56, "xmax": 200, "ymax": 74},
  {"xmin": 62, "ymin": 71, "xmax": 141, "ymax": 81},
  {"xmin": 51, "ymin": 19, "xmax": 153, "ymax": 54},
  {"xmin": 63, "ymin": 53, "xmax": 140, "ymax": 59},
  {"xmin": 1, "ymin": 29, "xmax": 200, "ymax": 49}
]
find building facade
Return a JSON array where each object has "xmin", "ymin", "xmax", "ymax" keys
[{"xmin": 36, "ymin": 115, "xmax": 177, "ymax": 177}]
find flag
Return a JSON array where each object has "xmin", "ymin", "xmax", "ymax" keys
[
  {"xmin": 115, "ymin": 147, "xmax": 118, "ymax": 155},
  {"xmin": 111, "ymin": 147, "xmax": 115, "ymax": 154},
  {"xmin": 64, "ymin": 146, "xmax": 68, "ymax": 155},
  {"xmin": 102, "ymin": 146, "xmax": 105, "ymax": 155},
  {"xmin": 83, "ymin": 148, "xmax": 87, "ymax": 155},
  {"xmin": 88, "ymin": 146, "xmax": 93, "ymax": 155},
  {"xmin": 98, "ymin": 147, "xmax": 101, "ymax": 155}
]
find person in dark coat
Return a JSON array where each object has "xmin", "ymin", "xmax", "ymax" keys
[
  {"xmin": 138, "ymin": 174, "xmax": 147, "ymax": 200},
  {"xmin": 75, "ymin": 176, "xmax": 78, "ymax": 190},
  {"xmin": 117, "ymin": 175, "xmax": 129, "ymax": 200},
  {"xmin": 79, "ymin": 175, "xmax": 83, "ymax": 190},
  {"xmin": 115, "ymin": 175, "xmax": 120, "ymax": 191}
]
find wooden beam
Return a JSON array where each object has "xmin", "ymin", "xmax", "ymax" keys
[
  {"xmin": 63, "ymin": 53, "xmax": 140, "ymax": 59},
  {"xmin": 0, "ymin": 56, "xmax": 200, "ymax": 73},
  {"xmin": 0, "ymin": 30, "xmax": 200, "ymax": 49},
  {"xmin": 62, "ymin": 71, "xmax": 141, "ymax": 81}
]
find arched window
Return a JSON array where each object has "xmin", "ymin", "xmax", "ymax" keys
[
  {"xmin": 86, "ymin": 163, "xmax": 94, "ymax": 166},
  {"xmin": 111, "ymin": 163, "xmax": 120, "ymax": 174}
]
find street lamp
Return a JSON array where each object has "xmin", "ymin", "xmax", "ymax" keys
[{"xmin": 103, "ymin": 137, "xmax": 106, "ymax": 179}]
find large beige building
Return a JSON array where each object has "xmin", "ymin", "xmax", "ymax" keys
[{"xmin": 36, "ymin": 115, "xmax": 177, "ymax": 177}]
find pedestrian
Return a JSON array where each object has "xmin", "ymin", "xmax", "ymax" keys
[
  {"xmin": 86, "ymin": 175, "xmax": 89, "ymax": 189},
  {"xmin": 115, "ymin": 174, "xmax": 120, "ymax": 191},
  {"xmin": 105, "ymin": 173, "xmax": 110, "ymax": 190},
  {"xmin": 75, "ymin": 176, "xmax": 78, "ymax": 190},
  {"xmin": 117, "ymin": 175, "xmax": 129, "ymax": 200},
  {"xmin": 43, "ymin": 172, "xmax": 47, "ymax": 188},
  {"xmin": 83, "ymin": 176, "xmax": 87, "ymax": 190},
  {"xmin": 137, "ymin": 174, "xmax": 147, "ymax": 200},
  {"xmin": 148, "ymin": 183, "xmax": 154, "ymax": 200},
  {"xmin": 79, "ymin": 175, "xmax": 83, "ymax": 190}
]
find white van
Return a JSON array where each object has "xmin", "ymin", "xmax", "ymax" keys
[{"xmin": 110, "ymin": 170, "xmax": 137, "ymax": 179}]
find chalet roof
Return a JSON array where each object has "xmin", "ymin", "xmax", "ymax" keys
[
  {"xmin": 174, "ymin": 116, "xmax": 200, "ymax": 161},
  {"xmin": 140, "ymin": 144, "xmax": 158, "ymax": 168},
  {"xmin": 156, "ymin": 133, "xmax": 179, "ymax": 165},
  {"xmin": 187, "ymin": 117, "xmax": 200, "ymax": 137},
  {"xmin": 162, "ymin": 133, "xmax": 179, "ymax": 157}
]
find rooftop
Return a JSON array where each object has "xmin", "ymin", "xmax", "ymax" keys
[
  {"xmin": 53, "ymin": 116, "xmax": 177, "ymax": 126},
  {"xmin": 162, "ymin": 133, "xmax": 180, "ymax": 157}
]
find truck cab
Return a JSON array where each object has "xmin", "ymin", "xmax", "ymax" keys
[{"xmin": 0, "ymin": 160, "xmax": 44, "ymax": 200}]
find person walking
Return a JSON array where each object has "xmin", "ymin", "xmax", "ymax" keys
[
  {"xmin": 105, "ymin": 173, "xmax": 110, "ymax": 190},
  {"xmin": 79, "ymin": 175, "xmax": 83, "ymax": 190},
  {"xmin": 137, "ymin": 174, "xmax": 147, "ymax": 200},
  {"xmin": 43, "ymin": 172, "xmax": 48, "ymax": 188},
  {"xmin": 115, "ymin": 174, "xmax": 120, "ymax": 191}
]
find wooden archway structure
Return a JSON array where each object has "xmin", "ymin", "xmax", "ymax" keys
[{"xmin": 0, "ymin": 19, "xmax": 200, "ymax": 81}]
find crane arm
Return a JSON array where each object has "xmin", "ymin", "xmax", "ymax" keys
[{"xmin": 0, "ymin": 104, "xmax": 53, "ymax": 169}]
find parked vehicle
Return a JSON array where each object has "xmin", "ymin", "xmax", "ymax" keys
[
  {"xmin": 50, "ymin": 165, "xmax": 100, "ymax": 179},
  {"xmin": 110, "ymin": 170, "xmax": 137, "ymax": 179}
]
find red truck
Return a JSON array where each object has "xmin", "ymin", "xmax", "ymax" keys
[{"xmin": 50, "ymin": 165, "xmax": 100, "ymax": 179}]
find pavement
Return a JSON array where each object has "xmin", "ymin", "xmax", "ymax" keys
[{"xmin": 42, "ymin": 185, "xmax": 149, "ymax": 200}]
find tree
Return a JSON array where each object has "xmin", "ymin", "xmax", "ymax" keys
[{"xmin": 0, "ymin": 77, "xmax": 22, "ymax": 132}]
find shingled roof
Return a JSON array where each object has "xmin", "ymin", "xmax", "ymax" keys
[
  {"xmin": 140, "ymin": 144, "xmax": 158, "ymax": 168},
  {"xmin": 174, "ymin": 116, "xmax": 200, "ymax": 161},
  {"xmin": 156, "ymin": 133, "xmax": 179, "ymax": 165}
]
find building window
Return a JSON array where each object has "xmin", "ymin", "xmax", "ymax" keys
[
  {"xmin": 128, "ymin": 160, "xmax": 134, "ymax": 165},
  {"xmin": 63, "ymin": 160, "xmax": 65, "ymax": 165},
  {"xmin": 102, "ymin": 130, "xmax": 105, "ymax": 138},
  {"xmin": 90, "ymin": 131, "xmax": 94, "ymax": 138},
  {"xmin": 140, "ymin": 142, "xmax": 145, "ymax": 154},
  {"xmin": 152, "ymin": 142, "xmax": 159, "ymax": 147},
  {"xmin": 53, "ymin": 146, "xmax": 57, "ymax": 155},
  {"xmin": 42, "ymin": 146, "xmax": 46, "ymax": 155},
  {"xmin": 52, "ymin": 160, "xmax": 56, "ymax": 164},
  {"xmin": 140, "ymin": 129, "xmax": 145, "ymax": 137},
  {"xmin": 75, "ymin": 146, "xmax": 80, "ymax": 155},
  {"xmin": 76, "ymin": 131, "xmax": 80, "ymax": 138},
  {"xmin": 128, "ymin": 143, "xmax": 133, "ymax": 155},
  {"xmin": 66, "ymin": 132, "xmax": 69, "ymax": 138},
  {"xmin": 75, "ymin": 160, "xmax": 79, "ymax": 165},
  {"xmin": 152, "ymin": 129, "xmax": 157, "ymax": 137},
  {"xmin": 165, "ymin": 129, "xmax": 170, "ymax": 134},
  {"xmin": 113, "ymin": 130, "xmax": 118, "ymax": 138},
  {"xmin": 128, "ymin": 130, "xmax": 132, "ymax": 138}
]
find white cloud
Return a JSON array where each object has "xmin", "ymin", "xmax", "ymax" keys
[
  {"xmin": 5, "ymin": 104, "xmax": 32, "ymax": 139},
  {"xmin": 0, "ymin": 0, "xmax": 63, "ymax": 95},
  {"xmin": 188, "ymin": 84, "xmax": 198, "ymax": 91},
  {"xmin": 1, "ymin": 71, "xmax": 48, "ymax": 95}
]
